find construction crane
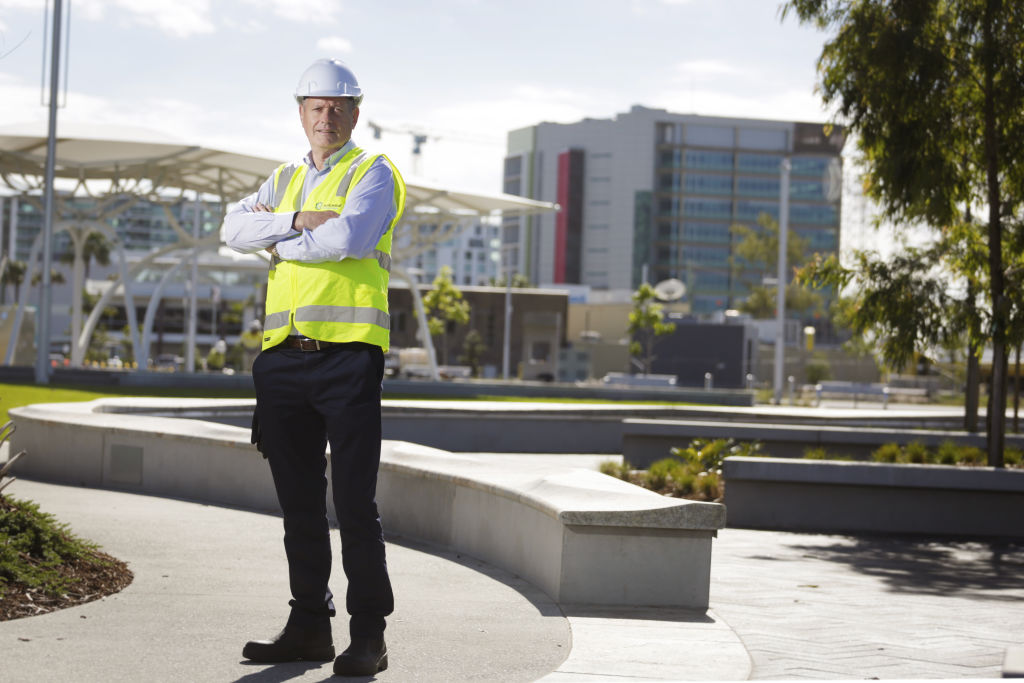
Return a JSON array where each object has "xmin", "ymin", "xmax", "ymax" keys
[
  {"xmin": 367, "ymin": 121, "xmax": 432, "ymax": 176},
  {"xmin": 367, "ymin": 120, "xmax": 502, "ymax": 177}
]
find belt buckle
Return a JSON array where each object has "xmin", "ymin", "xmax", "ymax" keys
[{"xmin": 300, "ymin": 337, "xmax": 320, "ymax": 352}]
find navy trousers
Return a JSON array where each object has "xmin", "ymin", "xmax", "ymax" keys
[{"xmin": 251, "ymin": 342, "xmax": 393, "ymax": 638}]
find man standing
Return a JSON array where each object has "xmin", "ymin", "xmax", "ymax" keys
[{"xmin": 223, "ymin": 58, "xmax": 404, "ymax": 677}]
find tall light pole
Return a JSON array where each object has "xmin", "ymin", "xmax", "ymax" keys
[
  {"xmin": 36, "ymin": 0, "xmax": 64, "ymax": 384},
  {"xmin": 502, "ymin": 265, "xmax": 512, "ymax": 379},
  {"xmin": 186, "ymin": 194, "xmax": 200, "ymax": 373},
  {"xmin": 772, "ymin": 157, "xmax": 791, "ymax": 405}
]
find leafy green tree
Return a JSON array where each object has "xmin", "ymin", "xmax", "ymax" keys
[
  {"xmin": 422, "ymin": 265, "xmax": 470, "ymax": 365},
  {"xmin": 627, "ymin": 283, "xmax": 676, "ymax": 375},
  {"xmin": 59, "ymin": 231, "xmax": 112, "ymax": 281},
  {"xmin": 31, "ymin": 268, "xmax": 66, "ymax": 287},
  {"xmin": 487, "ymin": 273, "xmax": 531, "ymax": 288},
  {"xmin": 783, "ymin": 0, "xmax": 1024, "ymax": 467},
  {"xmin": 0, "ymin": 260, "xmax": 27, "ymax": 304},
  {"xmin": 458, "ymin": 329, "xmax": 487, "ymax": 377},
  {"xmin": 730, "ymin": 213, "xmax": 823, "ymax": 318}
]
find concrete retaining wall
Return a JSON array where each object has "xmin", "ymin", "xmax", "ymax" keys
[
  {"xmin": 722, "ymin": 456, "xmax": 1024, "ymax": 539},
  {"xmin": 8, "ymin": 398, "xmax": 725, "ymax": 609}
]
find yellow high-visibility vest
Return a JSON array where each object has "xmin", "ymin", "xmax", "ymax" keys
[{"xmin": 263, "ymin": 147, "xmax": 406, "ymax": 351}]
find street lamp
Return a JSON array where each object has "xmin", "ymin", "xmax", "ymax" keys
[{"xmin": 773, "ymin": 157, "xmax": 791, "ymax": 405}]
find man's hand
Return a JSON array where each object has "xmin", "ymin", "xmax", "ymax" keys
[{"xmin": 293, "ymin": 210, "xmax": 339, "ymax": 231}]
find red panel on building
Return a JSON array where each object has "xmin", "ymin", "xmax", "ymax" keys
[{"xmin": 554, "ymin": 149, "xmax": 583, "ymax": 284}]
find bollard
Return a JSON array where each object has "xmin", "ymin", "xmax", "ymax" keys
[
  {"xmin": 745, "ymin": 373, "xmax": 755, "ymax": 390},
  {"xmin": 787, "ymin": 375, "xmax": 795, "ymax": 405},
  {"xmin": 704, "ymin": 372, "xmax": 713, "ymax": 391}
]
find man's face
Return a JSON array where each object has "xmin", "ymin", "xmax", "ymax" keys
[{"xmin": 299, "ymin": 97, "xmax": 359, "ymax": 156}]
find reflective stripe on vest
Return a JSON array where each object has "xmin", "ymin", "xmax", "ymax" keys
[{"xmin": 261, "ymin": 147, "xmax": 406, "ymax": 351}]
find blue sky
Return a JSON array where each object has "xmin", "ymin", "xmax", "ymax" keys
[{"xmin": 0, "ymin": 0, "xmax": 836, "ymax": 196}]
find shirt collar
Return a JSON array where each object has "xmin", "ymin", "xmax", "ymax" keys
[{"xmin": 303, "ymin": 140, "xmax": 357, "ymax": 172}]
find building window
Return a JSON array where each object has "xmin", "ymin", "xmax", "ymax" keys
[
  {"xmin": 736, "ymin": 200, "xmax": 779, "ymax": 222},
  {"xmin": 684, "ymin": 150, "xmax": 733, "ymax": 172},
  {"xmin": 791, "ymin": 157, "xmax": 830, "ymax": 177},
  {"xmin": 737, "ymin": 153, "xmax": 783, "ymax": 175},
  {"xmin": 685, "ymin": 173, "xmax": 733, "ymax": 196},
  {"xmin": 683, "ymin": 198, "xmax": 731, "ymax": 220}
]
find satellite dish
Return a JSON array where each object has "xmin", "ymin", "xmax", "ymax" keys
[{"xmin": 653, "ymin": 278, "xmax": 686, "ymax": 301}]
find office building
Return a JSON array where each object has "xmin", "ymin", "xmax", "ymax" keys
[{"xmin": 503, "ymin": 106, "xmax": 845, "ymax": 315}]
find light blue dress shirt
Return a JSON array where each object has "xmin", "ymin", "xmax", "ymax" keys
[{"xmin": 223, "ymin": 140, "xmax": 397, "ymax": 263}]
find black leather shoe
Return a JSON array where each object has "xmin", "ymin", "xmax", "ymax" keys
[
  {"xmin": 333, "ymin": 637, "xmax": 387, "ymax": 676},
  {"xmin": 242, "ymin": 624, "xmax": 335, "ymax": 663}
]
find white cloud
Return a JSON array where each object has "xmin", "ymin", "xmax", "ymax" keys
[
  {"xmin": 675, "ymin": 59, "xmax": 743, "ymax": 80},
  {"xmin": 239, "ymin": 0, "xmax": 342, "ymax": 24},
  {"xmin": 75, "ymin": 0, "xmax": 215, "ymax": 38},
  {"xmin": 316, "ymin": 36, "xmax": 353, "ymax": 54},
  {"xmin": 653, "ymin": 84, "xmax": 830, "ymax": 123}
]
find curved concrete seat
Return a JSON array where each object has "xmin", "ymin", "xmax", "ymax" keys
[{"xmin": 10, "ymin": 398, "xmax": 725, "ymax": 609}]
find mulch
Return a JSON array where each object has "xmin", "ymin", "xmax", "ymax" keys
[{"xmin": 0, "ymin": 549, "xmax": 134, "ymax": 621}]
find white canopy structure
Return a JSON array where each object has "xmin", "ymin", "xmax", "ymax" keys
[{"xmin": 0, "ymin": 123, "xmax": 556, "ymax": 379}]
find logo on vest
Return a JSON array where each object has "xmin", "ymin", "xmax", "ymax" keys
[{"xmin": 315, "ymin": 201, "xmax": 344, "ymax": 211}]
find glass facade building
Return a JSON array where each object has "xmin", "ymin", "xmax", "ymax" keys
[{"xmin": 503, "ymin": 107, "xmax": 845, "ymax": 316}]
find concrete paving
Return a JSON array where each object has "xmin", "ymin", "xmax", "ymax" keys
[
  {"xmin": 0, "ymin": 479, "xmax": 570, "ymax": 683},
  {"xmin": 3, "ymin": 453, "xmax": 1023, "ymax": 681}
]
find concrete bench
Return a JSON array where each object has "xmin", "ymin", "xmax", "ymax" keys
[
  {"xmin": 9, "ymin": 398, "xmax": 726, "ymax": 610},
  {"xmin": 1006, "ymin": 646, "xmax": 1024, "ymax": 678},
  {"xmin": 816, "ymin": 381, "xmax": 890, "ymax": 407}
]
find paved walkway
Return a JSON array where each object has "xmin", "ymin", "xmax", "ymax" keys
[{"xmin": 3, "ymin": 470, "xmax": 1023, "ymax": 680}]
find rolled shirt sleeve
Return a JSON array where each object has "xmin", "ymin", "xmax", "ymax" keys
[{"xmin": 222, "ymin": 177, "xmax": 300, "ymax": 254}]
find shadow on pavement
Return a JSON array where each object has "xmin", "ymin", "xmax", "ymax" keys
[
  {"xmin": 232, "ymin": 660, "xmax": 333, "ymax": 683},
  {"xmin": 787, "ymin": 535, "xmax": 1024, "ymax": 598},
  {"xmin": 385, "ymin": 532, "xmax": 564, "ymax": 618}
]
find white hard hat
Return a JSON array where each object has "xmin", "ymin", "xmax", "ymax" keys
[{"xmin": 294, "ymin": 58, "xmax": 363, "ymax": 105}]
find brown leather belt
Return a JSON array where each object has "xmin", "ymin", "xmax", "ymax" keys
[{"xmin": 279, "ymin": 336, "xmax": 348, "ymax": 352}]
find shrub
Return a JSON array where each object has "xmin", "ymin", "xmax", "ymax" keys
[
  {"xmin": 1005, "ymin": 447, "xmax": 1023, "ymax": 467},
  {"xmin": 647, "ymin": 457, "xmax": 686, "ymax": 491},
  {"xmin": 904, "ymin": 441, "xmax": 930, "ymax": 464},
  {"xmin": 1, "ymin": 496, "xmax": 99, "ymax": 599},
  {"xmin": 803, "ymin": 447, "xmax": 829, "ymax": 460},
  {"xmin": 936, "ymin": 441, "xmax": 961, "ymax": 465},
  {"xmin": 599, "ymin": 460, "xmax": 632, "ymax": 481},
  {"xmin": 805, "ymin": 358, "xmax": 832, "ymax": 385},
  {"xmin": 694, "ymin": 471, "xmax": 722, "ymax": 501},
  {"xmin": 872, "ymin": 443, "xmax": 903, "ymax": 463},
  {"xmin": 959, "ymin": 446, "xmax": 986, "ymax": 466}
]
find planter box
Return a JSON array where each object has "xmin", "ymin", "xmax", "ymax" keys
[{"xmin": 722, "ymin": 456, "xmax": 1024, "ymax": 539}]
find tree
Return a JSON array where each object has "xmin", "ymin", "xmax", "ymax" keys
[
  {"xmin": 730, "ymin": 213, "xmax": 824, "ymax": 318},
  {"xmin": 627, "ymin": 283, "xmax": 676, "ymax": 375},
  {"xmin": 783, "ymin": 0, "xmax": 1024, "ymax": 467},
  {"xmin": 0, "ymin": 260, "xmax": 27, "ymax": 304},
  {"xmin": 31, "ymin": 268, "xmax": 66, "ymax": 287},
  {"xmin": 59, "ymin": 231, "xmax": 111, "ymax": 281},
  {"xmin": 458, "ymin": 329, "xmax": 487, "ymax": 377},
  {"xmin": 487, "ymin": 273, "xmax": 531, "ymax": 288},
  {"xmin": 422, "ymin": 266, "xmax": 470, "ymax": 365}
]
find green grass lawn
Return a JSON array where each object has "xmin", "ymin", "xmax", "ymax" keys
[{"xmin": 0, "ymin": 382, "xmax": 255, "ymax": 427}]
